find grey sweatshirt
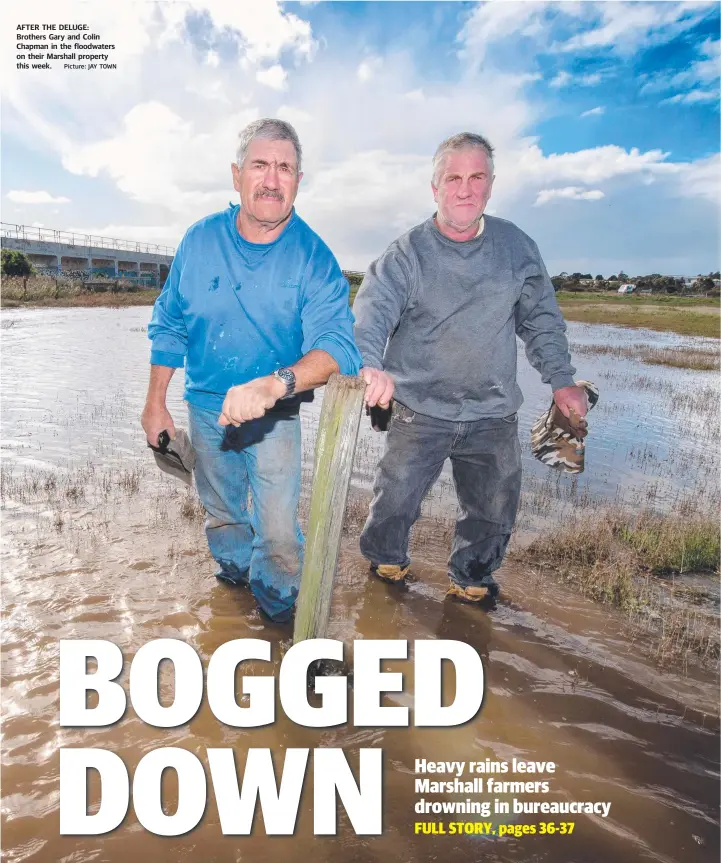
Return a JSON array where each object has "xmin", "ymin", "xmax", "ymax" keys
[{"xmin": 353, "ymin": 215, "xmax": 576, "ymax": 421}]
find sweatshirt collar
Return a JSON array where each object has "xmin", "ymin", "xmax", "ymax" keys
[
  {"xmin": 429, "ymin": 213, "xmax": 488, "ymax": 246},
  {"xmin": 228, "ymin": 203, "xmax": 298, "ymax": 251}
]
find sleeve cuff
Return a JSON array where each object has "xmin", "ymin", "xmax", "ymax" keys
[
  {"xmin": 150, "ymin": 349, "xmax": 185, "ymax": 368},
  {"xmin": 549, "ymin": 373, "xmax": 576, "ymax": 392},
  {"xmin": 359, "ymin": 352, "xmax": 384, "ymax": 371},
  {"xmin": 310, "ymin": 336, "xmax": 361, "ymax": 376}
]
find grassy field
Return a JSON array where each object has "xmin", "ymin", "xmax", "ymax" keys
[
  {"xmin": 558, "ymin": 303, "xmax": 719, "ymax": 339},
  {"xmin": 556, "ymin": 291, "xmax": 719, "ymax": 338},
  {"xmin": 555, "ymin": 291, "xmax": 719, "ymax": 306}
]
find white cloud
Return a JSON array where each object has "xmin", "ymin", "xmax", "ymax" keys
[
  {"xmin": 549, "ymin": 70, "xmax": 572, "ymax": 88},
  {"xmin": 0, "ymin": 2, "xmax": 716, "ymax": 272},
  {"xmin": 642, "ymin": 37, "xmax": 720, "ymax": 104},
  {"xmin": 357, "ymin": 57, "xmax": 383, "ymax": 83},
  {"xmin": 674, "ymin": 155, "xmax": 720, "ymax": 203},
  {"xmin": 557, "ymin": 2, "xmax": 713, "ymax": 55},
  {"xmin": 550, "ymin": 70, "xmax": 605, "ymax": 89},
  {"xmin": 256, "ymin": 64, "xmax": 288, "ymax": 90},
  {"xmin": 535, "ymin": 187, "xmax": 605, "ymax": 206},
  {"xmin": 661, "ymin": 90, "xmax": 719, "ymax": 106},
  {"xmin": 6, "ymin": 190, "xmax": 70, "ymax": 204},
  {"xmin": 156, "ymin": 0, "xmax": 316, "ymax": 62},
  {"xmin": 277, "ymin": 105, "xmax": 312, "ymax": 126},
  {"xmin": 459, "ymin": 2, "xmax": 549, "ymax": 68},
  {"xmin": 689, "ymin": 38, "xmax": 721, "ymax": 84},
  {"xmin": 581, "ymin": 106, "xmax": 605, "ymax": 117},
  {"xmin": 503, "ymin": 144, "xmax": 682, "ymax": 190},
  {"xmin": 185, "ymin": 78, "xmax": 231, "ymax": 104},
  {"xmin": 460, "ymin": 1, "xmax": 714, "ymax": 65},
  {"xmin": 62, "ymin": 101, "xmax": 258, "ymax": 215}
]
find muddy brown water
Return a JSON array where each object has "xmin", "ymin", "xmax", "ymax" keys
[{"xmin": 1, "ymin": 308, "xmax": 720, "ymax": 862}]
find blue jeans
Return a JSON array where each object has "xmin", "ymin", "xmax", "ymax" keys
[
  {"xmin": 188, "ymin": 404, "xmax": 304, "ymax": 622},
  {"xmin": 359, "ymin": 402, "xmax": 522, "ymax": 588}
]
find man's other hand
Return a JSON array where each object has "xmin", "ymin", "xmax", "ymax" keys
[
  {"xmin": 360, "ymin": 367, "xmax": 395, "ymax": 408},
  {"xmin": 141, "ymin": 403, "xmax": 176, "ymax": 446},
  {"xmin": 553, "ymin": 384, "xmax": 588, "ymax": 420},
  {"xmin": 219, "ymin": 376, "xmax": 285, "ymax": 426}
]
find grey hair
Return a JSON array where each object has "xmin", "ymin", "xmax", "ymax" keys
[
  {"xmin": 432, "ymin": 132, "xmax": 495, "ymax": 184},
  {"xmin": 235, "ymin": 118, "xmax": 303, "ymax": 172}
]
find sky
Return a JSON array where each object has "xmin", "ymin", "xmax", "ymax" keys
[{"xmin": 2, "ymin": 0, "xmax": 719, "ymax": 276}]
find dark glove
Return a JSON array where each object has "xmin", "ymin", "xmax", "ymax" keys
[{"xmin": 366, "ymin": 402, "xmax": 392, "ymax": 432}]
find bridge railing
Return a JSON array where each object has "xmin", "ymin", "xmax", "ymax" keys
[{"xmin": 0, "ymin": 223, "xmax": 175, "ymax": 257}]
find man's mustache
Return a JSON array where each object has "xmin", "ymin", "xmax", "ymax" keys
[{"xmin": 254, "ymin": 187, "xmax": 284, "ymax": 201}]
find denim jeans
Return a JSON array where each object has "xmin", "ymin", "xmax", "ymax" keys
[
  {"xmin": 359, "ymin": 402, "xmax": 522, "ymax": 588},
  {"xmin": 188, "ymin": 403, "xmax": 303, "ymax": 622}
]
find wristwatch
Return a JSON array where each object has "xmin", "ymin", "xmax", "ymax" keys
[{"xmin": 273, "ymin": 367, "xmax": 296, "ymax": 399}]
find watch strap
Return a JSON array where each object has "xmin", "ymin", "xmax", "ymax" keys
[{"xmin": 274, "ymin": 367, "xmax": 296, "ymax": 399}]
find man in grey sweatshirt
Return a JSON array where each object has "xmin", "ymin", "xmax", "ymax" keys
[{"xmin": 354, "ymin": 132, "xmax": 587, "ymax": 602}]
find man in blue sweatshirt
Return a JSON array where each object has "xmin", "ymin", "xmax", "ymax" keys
[
  {"xmin": 143, "ymin": 118, "xmax": 361, "ymax": 623},
  {"xmin": 354, "ymin": 132, "xmax": 587, "ymax": 602}
]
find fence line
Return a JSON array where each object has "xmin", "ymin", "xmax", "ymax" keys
[{"xmin": 0, "ymin": 222, "xmax": 175, "ymax": 257}]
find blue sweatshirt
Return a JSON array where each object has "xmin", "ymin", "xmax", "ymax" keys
[{"xmin": 148, "ymin": 204, "xmax": 362, "ymax": 412}]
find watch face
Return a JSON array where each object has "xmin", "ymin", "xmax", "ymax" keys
[{"xmin": 276, "ymin": 367, "xmax": 296, "ymax": 396}]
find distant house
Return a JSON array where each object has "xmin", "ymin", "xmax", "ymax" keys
[{"xmin": 617, "ymin": 284, "xmax": 635, "ymax": 294}]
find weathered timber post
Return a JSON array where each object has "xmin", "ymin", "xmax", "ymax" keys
[{"xmin": 293, "ymin": 373, "xmax": 366, "ymax": 643}]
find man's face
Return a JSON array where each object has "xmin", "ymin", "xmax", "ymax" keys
[
  {"xmin": 432, "ymin": 147, "xmax": 494, "ymax": 231},
  {"xmin": 231, "ymin": 138, "xmax": 302, "ymax": 225}
]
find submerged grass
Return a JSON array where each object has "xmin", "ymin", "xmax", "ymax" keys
[
  {"xmin": 511, "ymin": 508, "xmax": 720, "ymax": 666},
  {"xmin": 573, "ymin": 343, "xmax": 720, "ymax": 371},
  {"xmin": 621, "ymin": 514, "xmax": 720, "ymax": 574}
]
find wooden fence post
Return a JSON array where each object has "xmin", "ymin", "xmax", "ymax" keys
[{"xmin": 293, "ymin": 373, "xmax": 366, "ymax": 644}]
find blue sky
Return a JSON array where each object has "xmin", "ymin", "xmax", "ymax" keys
[{"xmin": 2, "ymin": 1, "xmax": 719, "ymax": 276}]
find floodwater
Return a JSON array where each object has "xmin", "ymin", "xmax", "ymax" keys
[{"xmin": 1, "ymin": 307, "xmax": 719, "ymax": 863}]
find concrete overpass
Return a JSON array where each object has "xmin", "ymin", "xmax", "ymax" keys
[{"xmin": 1, "ymin": 223, "xmax": 175, "ymax": 286}]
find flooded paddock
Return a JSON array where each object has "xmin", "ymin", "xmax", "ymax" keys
[{"xmin": 1, "ymin": 307, "xmax": 719, "ymax": 862}]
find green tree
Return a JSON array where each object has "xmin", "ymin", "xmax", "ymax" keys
[
  {"xmin": 561, "ymin": 279, "xmax": 583, "ymax": 292},
  {"xmin": 1, "ymin": 249, "xmax": 34, "ymax": 299}
]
